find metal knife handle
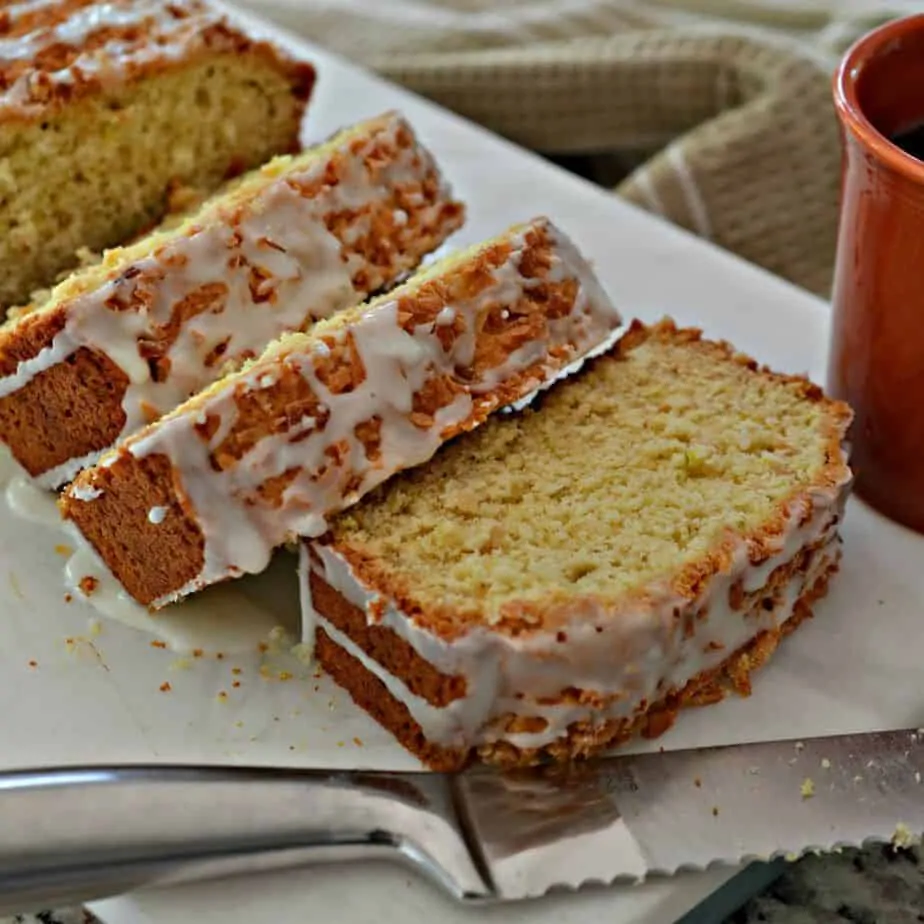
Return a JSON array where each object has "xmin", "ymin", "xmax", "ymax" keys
[{"xmin": 0, "ymin": 765, "xmax": 492, "ymax": 915}]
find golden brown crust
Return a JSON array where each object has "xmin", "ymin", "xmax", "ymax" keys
[
  {"xmin": 309, "ymin": 568, "xmax": 467, "ymax": 707},
  {"xmin": 315, "ymin": 627, "xmax": 470, "ymax": 772},
  {"xmin": 327, "ymin": 318, "xmax": 854, "ymax": 642},
  {"xmin": 0, "ymin": 3, "xmax": 316, "ymax": 119},
  {"xmin": 61, "ymin": 221, "xmax": 590, "ymax": 606},
  {"xmin": 312, "ymin": 558, "xmax": 838, "ymax": 770}
]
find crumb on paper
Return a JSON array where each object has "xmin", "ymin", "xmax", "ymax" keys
[
  {"xmin": 88, "ymin": 618, "xmax": 101, "ymax": 637},
  {"xmin": 234, "ymin": 721, "xmax": 244, "ymax": 729},
  {"xmin": 27, "ymin": 659, "xmax": 37, "ymax": 668},
  {"xmin": 78, "ymin": 575, "xmax": 99, "ymax": 597},
  {"xmin": 170, "ymin": 657, "xmax": 191, "ymax": 671},
  {"xmin": 289, "ymin": 745, "xmax": 296, "ymax": 751},
  {"xmin": 693, "ymin": 777, "xmax": 702, "ymax": 788},
  {"xmin": 337, "ymin": 741, "xmax": 345, "ymax": 748},
  {"xmin": 232, "ymin": 680, "xmax": 241, "ymax": 688},
  {"xmin": 64, "ymin": 593, "xmax": 73, "ymax": 603},
  {"xmin": 712, "ymin": 806, "xmax": 719, "ymax": 817},
  {"xmin": 216, "ymin": 690, "xmax": 228, "ymax": 703},
  {"xmin": 353, "ymin": 737, "xmax": 363, "ymax": 747},
  {"xmin": 892, "ymin": 822, "xmax": 921, "ymax": 849},
  {"xmin": 794, "ymin": 741, "xmax": 804, "ymax": 752},
  {"xmin": 159, "ymin": 681, "xmax": 172, "ymax": 693},
  {"xmin": 278, "ymin": 670, "xmax": 292, "ymax": 681},
  {"xmin": 801, "ymin": 778, "xmax": 815, "ymax": 799},
  {"xmin": 258, "ymin": 642, "xmax": 269, "ymax": 654},
  {"xmin": 192, "ymin": 648, "xmax": 204, "ymax": 659},
  {"xmin": 821, "ymin": 758, "xmax": 831, "ymax": 769},
  {"xmin": 150, "ymin": 640, "xmax": 167, "ymax": 650},
  {"xmin": 54, "ymin": 544, "xmax": 73, "ymax": 557},
  {"xmin": 231, "ymin": 667, "xmax": 242, "ymax": 676},
  {"xmin": 216, "ymin": 652, "xmax": 225, "ymax": 661},
  {"xmin": 292, "ymin": 642, "xmax": 314, "ymax": 665}
]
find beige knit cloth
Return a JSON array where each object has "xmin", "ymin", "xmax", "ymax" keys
[{"xmin": 232, "ymin": 1, "xmax": 917, "ymax": 296}]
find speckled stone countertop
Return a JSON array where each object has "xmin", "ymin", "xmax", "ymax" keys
[{"xmin": 7, "ymin": 847, "xmax": 924, "ymax": 924}]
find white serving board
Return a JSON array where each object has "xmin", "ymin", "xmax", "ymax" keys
[{"xmin": 1, "ymin": 6, "xmax": 922, "ymax": 924}]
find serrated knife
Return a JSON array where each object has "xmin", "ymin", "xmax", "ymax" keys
[{"xmin": 1, "ymin": 727, "xmax": 922, "ymax": 915}]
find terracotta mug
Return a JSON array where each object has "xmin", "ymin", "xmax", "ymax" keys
[{"xmin": 830, "ymin": 14, "xmax": 924, "ymax": 534}]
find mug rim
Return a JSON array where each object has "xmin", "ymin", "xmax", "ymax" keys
[{"xmin": 834, "ymin": 13, "xmax": 924, "ymax": 182}]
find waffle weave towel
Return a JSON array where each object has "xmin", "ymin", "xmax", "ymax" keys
[{"xmin": 230, "ymin": 0, "xmax": 917, "ymax": 296}]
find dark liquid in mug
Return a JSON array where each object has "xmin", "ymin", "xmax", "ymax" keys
[{"xmin": 890, "ymin": 122, "xmax": 924, "ymax": 161}]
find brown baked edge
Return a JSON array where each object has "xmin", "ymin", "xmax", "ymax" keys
[{"xmin": 313, "ymin": 561, "xmax": 838, "ymax": 771}]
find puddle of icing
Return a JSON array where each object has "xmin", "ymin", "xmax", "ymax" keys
[
  {"xmin": 64, "ymin": 541, "xmax": 301, "ymax": 655},
  {"xmin": 1, "ymin": 445, "xmax": 301, "ymax": 655},
  {"xmin": 6, "ymin": 471, "xmax": 62, "ymax": 528}
]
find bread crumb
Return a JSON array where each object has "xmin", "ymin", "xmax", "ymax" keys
[
  {"xmin": 64, "ymin": 593, "xmax": 73, "ymax": 603},
  {"xmin": 800, "ymin": 778, "xmax": 815, "ymax": 799},
  {"xmin": 78, "ymin": 575, "xmax": 99, "ymax": 596},
  {"xmin": 192, "ymin": 649, "xmax": 204, "ymax": 658},
  {"xmin": 232, "ymin": 680, "xmax": 241, "ymax": 688},
  {"xmin": 820, "ymin": 758, "xmax": 831, "ymax": 769},
  {"xmin": 150, "ymin": 640, "xmax": 167, "ymax": 649},
  {"xmin": 693, "ymin": 777, "xmax": 702, "ymax": 788},
  {"xmin": 353, "ymin": 737, "xmax": 363, "ymax": 747},
  {"xmin": 231, "ymin": 667, "xmax": 242, "ymax": 675},
  {"xmin": 712, "ymin": 806, "xmax": 719, "ymax": 817},
  {"xmin": 54, "ymin": 544, "xmax": 73, "ymax": 556},
  {"xmin": 216, "ymin": 690, "xmax": 228, "ymax": 703},
  {"xmin": 27, "ymin": 659, "xmax": 37, "ymax": 668},
  {"xmin": 159, "ymin": 682, "xmax": 172, "ymax": 693},
  {"xmin": 794, "ymin": 741, "xmax": 804, "ymax": 752},
  {"xmin": 170, "ymin": 657, "xmax": 191, "ymax": 671},
  {"xmin": 88, "ymin": 618, "xmax": 102, "ymax": 637},
  {"xmin": 892, "ymin": 822, "xmax": 920, "ymax": 849}
]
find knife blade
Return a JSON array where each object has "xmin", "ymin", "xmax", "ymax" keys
[
  {"xmin": 0, "ymin": 727, "xmax": 920, "ymax": 914},
  {"xmin": 457, "ymin": 727, "xmax": 924, "ymax": 899}
]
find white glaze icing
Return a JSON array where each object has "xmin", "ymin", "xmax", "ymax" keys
[
  {"xmin": 0, "ymin": 1, "xmax": 230, "ymax": 111},
  {"xmin": 301, "ymin": 480, "xmax": 850, "ymax": 753},
  {"xmin": 1, "ymin": 111, "xmax": 455, "ymax": 484},
  {"xmin": 66, "ymin": 217, "xmax": 622, "ymax": 607}
]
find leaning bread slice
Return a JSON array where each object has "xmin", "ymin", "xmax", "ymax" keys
[
  {"xmin": 0, "ymin": 111, "xmax": 464, "ymax": 486},
  {"xmin": 301, "ymin": 319, "xmax": 853, "ymax": 771},
  {"xmin": 61, "ymin": 216, "xmax": 621, "ymax": 608}
]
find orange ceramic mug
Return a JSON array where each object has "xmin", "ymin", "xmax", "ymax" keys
[{"xmin": 830, "ymin": 14, "xmax": 924, "ymax": 534}]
